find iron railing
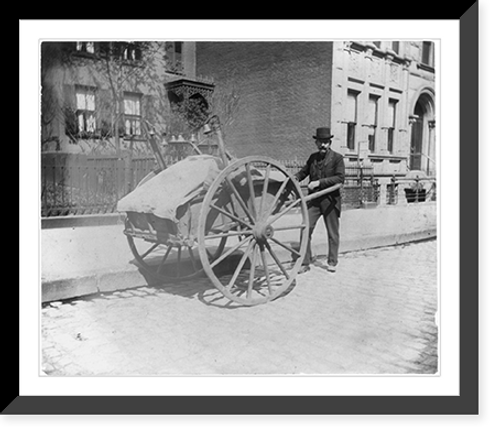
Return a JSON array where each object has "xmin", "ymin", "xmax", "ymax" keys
[{"xmin": 41, "ymin": 153, "xmax": 436, "ymax": 217}]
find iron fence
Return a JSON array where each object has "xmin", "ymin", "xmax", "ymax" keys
[
  {"xmin": 41, "ymin": 153, "xmax": 436, "ymax": 217},
  {"xmin": 41, "ymin": 153, "xmax": 158, "ymax": 217},
  {"xmin": 385, "ymin": 175, "xmax": 437, "ymax": 205}
]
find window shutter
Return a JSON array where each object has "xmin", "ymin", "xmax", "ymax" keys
[
  {"xmin": 62, "ymin": 84, "xmax": 77, "ymax": 138},
  {"xmin": 143, "ymin": 94, "xmax": 156, "ymax": 126},
  {"xmin": 118, "ymin": 94, "xmax": 125, "ymax": 137},
  {"xmin": 63, "ymin": 84, "xmax": 75, "ymax": 108},
  {"xmin": 97, "ymin": 89, "xmax": 113, "ymax": 138}
]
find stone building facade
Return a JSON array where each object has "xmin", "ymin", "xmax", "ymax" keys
[{"xmin": 195, "ymin": 40, "xmax": 436, "ymax": 177}]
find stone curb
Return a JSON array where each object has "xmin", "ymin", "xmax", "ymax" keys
[
  {"xmin": 41, "ymin": 228, "xmax": 436, "ymax": 304},
  {"xmin": 42, "ymin": 213, "xmax": 123, "ymax": 229}
]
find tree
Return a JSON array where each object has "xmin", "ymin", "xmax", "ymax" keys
[
  {"xmin": 96, "ymin": 41, "xmax": 168, "ymax": 153},
  {"xmin": 211, "ymin": 81, "xmax": 241, "ymax": 135},
  {"xmin": 41, "ymin": 41, "xmax": 170, "ymax": 155}
]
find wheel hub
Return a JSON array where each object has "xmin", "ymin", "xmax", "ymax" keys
[{"xmin": 253, "ymin": 222, "xmax": 274, "ymax": 242}]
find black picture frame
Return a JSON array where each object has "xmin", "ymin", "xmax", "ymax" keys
[{"xmin": 10, "ymin": 7, "xmax": 478, "ymax": 415}]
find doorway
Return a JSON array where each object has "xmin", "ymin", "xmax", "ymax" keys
[
  {"xmin": 410, "ymin": 101, "xmax": 425, "ymax": 170},
  {"xmin": 409, "ymin": 93, "xmax": 435, "ymax": 173}
]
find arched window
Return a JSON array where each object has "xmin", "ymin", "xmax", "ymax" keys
[{"xmin": 410, "ymin": 92, "xmax": 435, "ymax": 173}]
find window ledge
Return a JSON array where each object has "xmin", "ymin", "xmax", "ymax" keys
[
  {"xmin": 344, "ymin": 151, "xmax": 407, "ymax": 160},
  {"xmin": 72, "ymin": 51, "xmax": 98, "ymax": 60},
  {"xmin": 417, "ymin": 63, "xmax": 435, "ymax": 73}
]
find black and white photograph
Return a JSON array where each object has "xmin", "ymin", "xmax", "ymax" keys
[
  {"xmin": 13, "ymin": 9, "xmax": 487, "ymax": 423},
  {"xmin": 39, "ymin": 39, "xmax": 439, "ymax": 377},
  {"xmin": 11, "ymin": 11, "xmax": 479, "ymax": 415}
]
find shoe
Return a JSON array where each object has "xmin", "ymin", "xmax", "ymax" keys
[
  {"xmin": 326, "ymin": 263, "xmax": 337, "ymax": 273},
  {"xmin": 298, "ymin": 265, "xmax": 310, "ymax": 274}
]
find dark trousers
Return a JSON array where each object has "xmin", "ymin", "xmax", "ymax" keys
[{"xmin": 303, "ymin": 197, "xmax": 340, "ymax": 266}]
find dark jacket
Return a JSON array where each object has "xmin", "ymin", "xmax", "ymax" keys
[{"xmin": 295, "ymin": 148, "xmax": 345, "ymax": 214}]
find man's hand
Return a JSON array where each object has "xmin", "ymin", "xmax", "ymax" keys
[{"xmin": 308, "ymin": 180, "xmax": 320, "ymax": 191}]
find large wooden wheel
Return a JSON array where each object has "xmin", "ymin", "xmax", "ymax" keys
[
  {"xmin": 198, "ymin": 157, "xmax": 309, "ymax": 306},
  {"xmin": 123, "ymin": 162, "xmax": 235, "ymax": 283},
  {"xmin": 125, "ymin": 214, "xmax": 227, "ymax": 283}
]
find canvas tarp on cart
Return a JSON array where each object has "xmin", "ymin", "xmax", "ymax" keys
[{"xmin": 117, "ymin": 155, "xmax": 225, "ymax": 223}]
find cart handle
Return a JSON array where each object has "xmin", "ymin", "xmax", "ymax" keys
[
  {"xmin": 142, "ymin": 120, "xmax": 167, "ymax": 171},
  {"xmin": 203, "ymin": 115, "xmax": 232, "ymax": 167},
  {"xmin": 303, "ymin": 183, "xmax": 343, "ymax": 202}
]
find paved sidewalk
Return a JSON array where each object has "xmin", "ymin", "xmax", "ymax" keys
[{"xmin": 41, "ymin": 239, "xmax": 438, "ymax": 376}]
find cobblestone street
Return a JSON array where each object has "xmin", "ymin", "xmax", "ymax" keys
[{"xmin": 41, "ymin": 239, "xmax": 438, "ymax": 376}]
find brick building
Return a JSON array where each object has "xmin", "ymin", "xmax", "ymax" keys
[
  {"xmin": 196, "ymin": 40, "xmax": 436, "ymax": 177},
  {"xmin": 196, "ymin": 41, "xmax": 333, "ymax": 161}
]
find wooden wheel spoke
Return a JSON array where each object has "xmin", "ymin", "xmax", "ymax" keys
[
  {"xmin": 267, "ymin": 198, "xmax": 301, "ymax": 227},
  {"xmin": 208, "ymin": 218, "xmax": 237, "ymax": 233},
  {"xmin": 261, "ymin": 177, "xmax": 291, "ymax": 222},
  {"xmin": 264, "ymin": 240, "xmax": 289, "ymax": 280},
  {"xmin": 176, "ymin": 247, "xmax": 182, "ymax": 277},
  {"xmin": 156, "ymin": 245, "xmax": 172, "ymax": 274},
  {"xmin": 245, "ymin": 163, "xmax": 258, "ymax": 220},
  {"xmin": 272, "ymin": 224, "xmax": 307, "ymax": 232},
  {"xmin": 246, "ymin": 243, "xmax": 259, "ymax": 299},
  {"xmin": 204, "ymin": 230, "xmax": 252, "ymax": 240},
  {"xmin": 225, "ymin": 177, "xmax": 255, "ymax": 225},
  {"xmin": 259, "ymin": 244, "xmax": 272, "ymax": 295},
  {"xmin": 140, "ymin": 243, "xmax": 160, "ymax": 260},
  {"xmin": 206, "ymin": 246, "xmax": 218, "ymax": 262},
  {"xmin": 259, "ymin": 164, "xmax": 271, "ymax": 218},
  {"xmin": 209, "ymin": 235, "xmax": 253, "ymax": 269},
  {"xmin": 226, "ymin": 200, "xmax": 245, "ymax": 241},
  {"xmin": 269, "ymin": 237, "xmax": 301, "ymax": 258},
  {"xmin": 226, "ymin": 240, "xmax": 256, "ymax": 293},
  {"xmin": 188, "ymin": 247, "xmax": 197, "ymax": 271},
  {"xmin": 209, "ymin": 202, "xmax": 253, "ymax": 230}
]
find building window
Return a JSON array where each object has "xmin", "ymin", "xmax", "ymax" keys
[
  {"xmin": 346, "ymin": 90, "xmax": 358, "ymax": 150},
  {"xmin": 121, "ymin": 42, "xmax": 142, "ymax": 61},
  {"xmin": 373, "ymin": 41, "xmax": 382, "ymax": 49},
  {"xmin": 75, "ymin": 86, "xmax": 96, "ymax": 134},
  {"xmin": 367, "ymin": 95, "xmax": 379, "ymax": 152},
  {"xmin": 165, "ymin": 41, "xmax": 184, "ymax": 74},
  {"xmin": 391, "ymin": 41, "xmax": 400, "ymax": 54},
  {"xmin": 76, "ymin": 42, "xmax": 95, "ymax": 54},
  {"xmin": 175, "ymin": 42, "xmax": 183, "ymax": 55},
  {"xmin": 347, "ymin": 123, "xmax": 356, "ymax": 151},
  {"xmin": 124, "ymin": 93, "xmax": 142, "ymax": 136},
  {"xmin": 387, "ymin": 99, "xmax": 398, "ymax": 153},
  {"xmin": 422, "ymin": 41, "xmax": 434, "ymax": 67}
]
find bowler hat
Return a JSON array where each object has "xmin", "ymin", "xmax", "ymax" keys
[{"xmin": 313, "ymin": 127, "xmax": 333, "ymax": 140}]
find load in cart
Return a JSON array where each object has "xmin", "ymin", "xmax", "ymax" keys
[{"xmin": 117, "ymin": 116, "xmax": 341, "ymax": 306}]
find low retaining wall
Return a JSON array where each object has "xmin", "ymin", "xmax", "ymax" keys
[
  {"xmin": 41, "ymin": 202, "xmax": 437, "ymax": 303},
  {"xmin": 339, "ymin": 201, "xmax": 437, "ymax": 253}
]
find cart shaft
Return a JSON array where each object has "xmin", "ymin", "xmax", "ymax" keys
[{"xmin": 303, "ymin": 183, "xmax": 343, "ymax": 202}]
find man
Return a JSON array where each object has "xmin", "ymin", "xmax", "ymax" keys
[{"xmin": 295, "ymin": 127, "xmax": 345, "ymax": 273}]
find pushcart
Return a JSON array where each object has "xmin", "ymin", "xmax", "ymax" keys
[{"xmin": 118, "ymin": 116, "xmax": 341, "ymax": 306}]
